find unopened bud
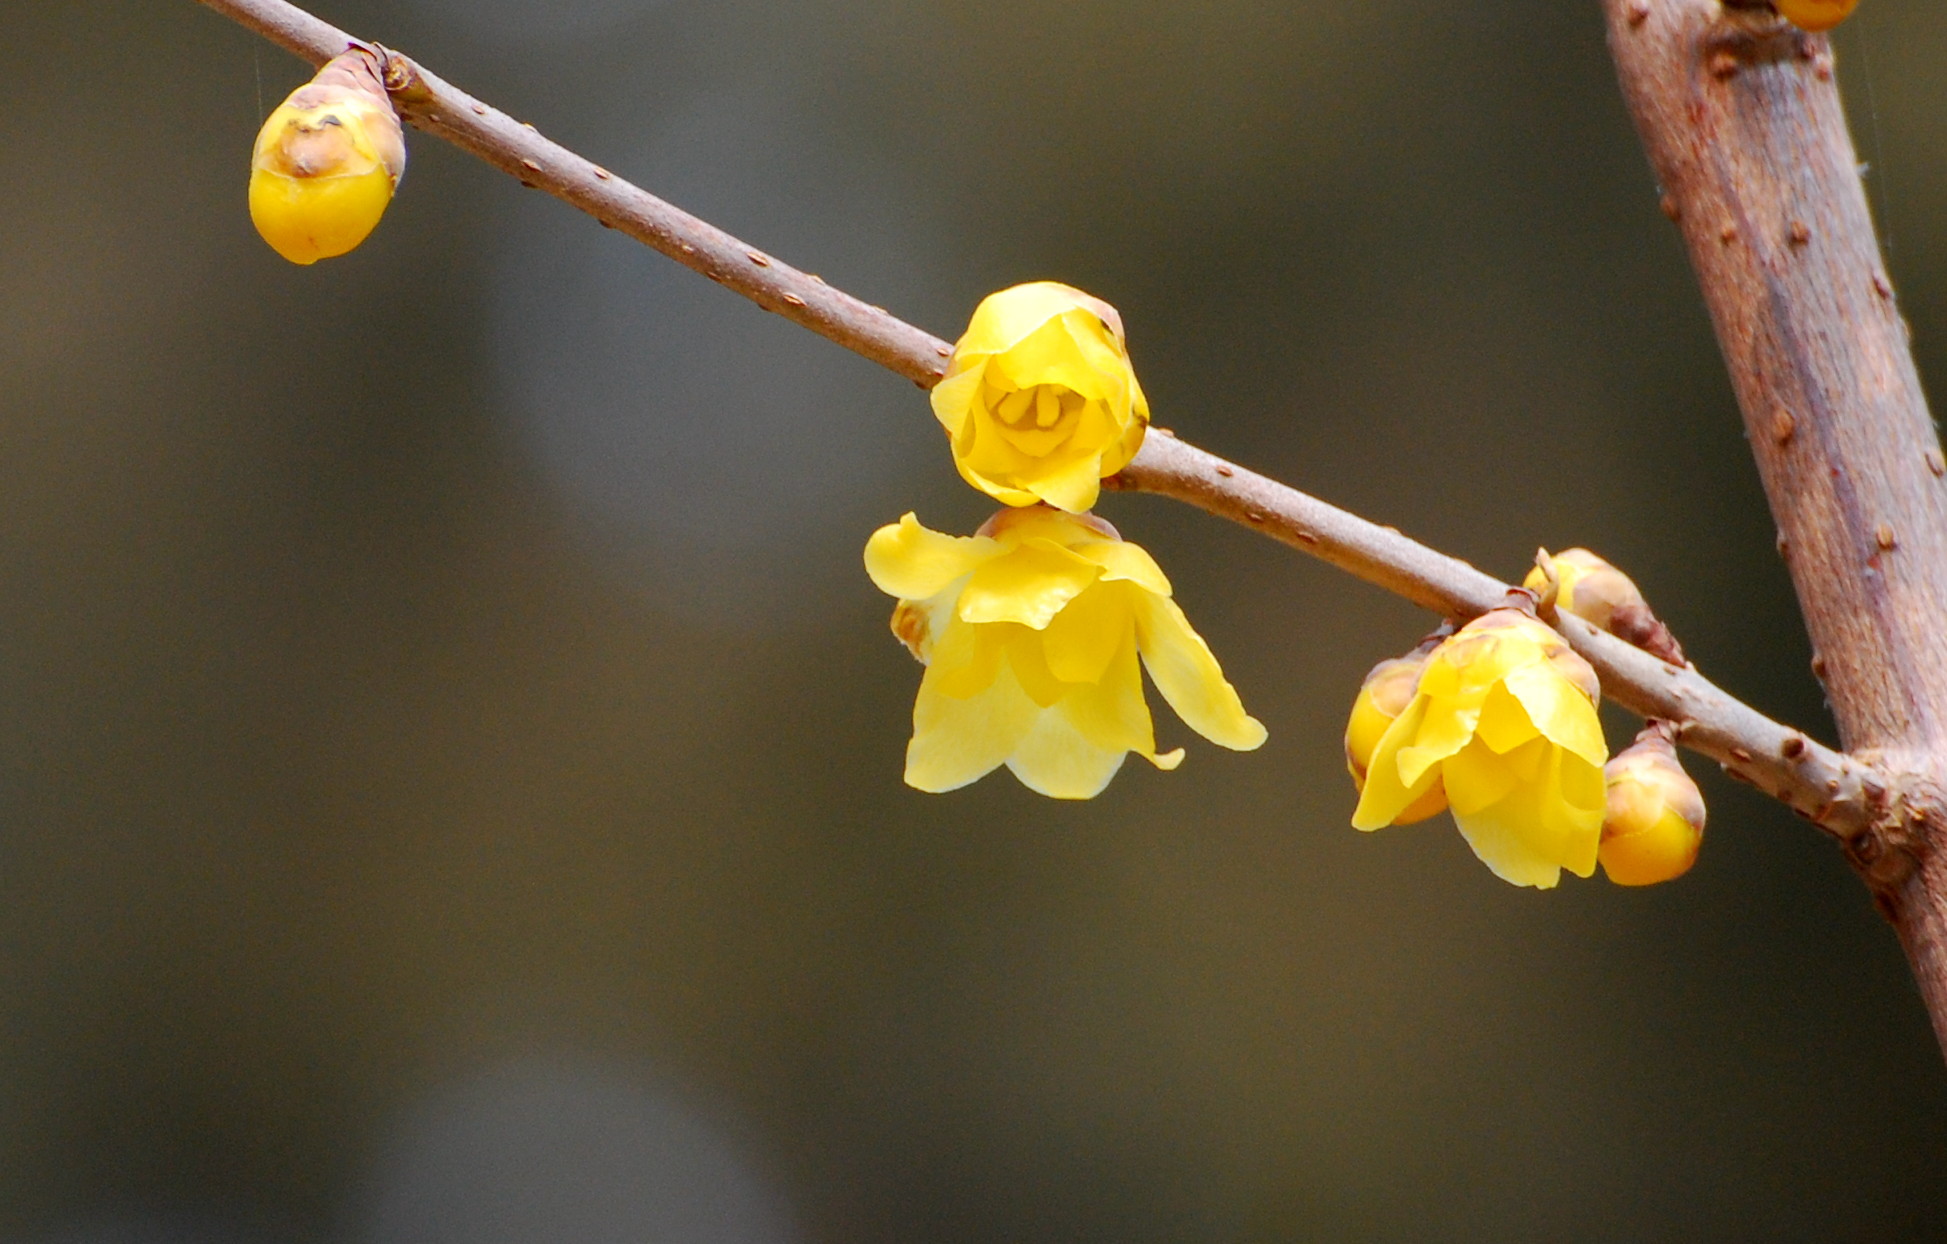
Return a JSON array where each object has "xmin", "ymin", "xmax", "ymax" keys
[
  {"xmin": 1525, "ymin": 548, "xmax": 1685, "ymax": 666},
  {"xmin": 1345, "ymin": 629, "xmax": 1451, "ymax": 825},
  {"xmin": 250, "ymin": 48, "xmax": 407, "ymax": 265},
  {"xmin": 1775, "ymin": 0, "xmax": 1859, "ymax": 33},
  {"xmin": 1599, "ymin": 722, "xmax": 1705, "ymax": 886}
]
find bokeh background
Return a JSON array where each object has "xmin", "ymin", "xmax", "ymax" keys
[{"xmin": 4, "ymin": 0, "xmax": 1946, "ymax": 1240}]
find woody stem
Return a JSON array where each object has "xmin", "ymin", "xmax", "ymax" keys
[{"xmin": 195, "ymin": 0, "xmax": 1884, "ymax": 845}]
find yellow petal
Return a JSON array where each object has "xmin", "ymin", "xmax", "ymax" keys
[
  {"xmin": 930, "ymin": 616, "xmax": 1006, "ymax": 699},
  {"xmin": 1351, "ymin": 696, "xmax": 1443, "ymax": 830},
  {"xmin": 1028, "ymin": 451, "xmax": 1109, "ymax": 514},
  {"xmin": 1041, "ymin": 582, "xmax": 1134, "ymax": 685},
  {"xmin": 1005, "ymin": 707, "xmax": 1128, "ymax": 799},
  {"xmin": 1005, "ymin": 626, "xmax": 1069, "ymax": 709},
  {"xmin": 1134, "ymin": 595, "xmax": 1267, "ymax": 751},
  {"xmin": 928, "ymin": 365, "xmax": 988, "ymax": 440},
  {"xmin": 1393, "ymin": 686, "xmax": 1484, "ymax": 789},
  {"xmin": 905, "ymin": 657, "xmax": 1040, "ymax": 792},
  {"xmin": 1056, "ymin": 633, "xmax": 1156, "ymax": 757},
  {"xmin": 1450, "ymin": 744, "xmax": 1604, "ymax": 889},
  {"xmin": 1099, "ymin": 407, "xmax": 1148, "ymax": 477},
  {"xmin": 1473, "ymin": 681, "xmax": 1540, "ymax": 755},
  {"xmin": 1442, "ymin": 737, "xmax": 1518, "ymax": 815},
  {"xmin": 958, "ymin": 282, "xmax": 1100, "ymax": 357},
  {"xmin": 990, "ymin": 318, "xmax": 1107, "ymax": 402},
  {"xmin": 958, "ymin": 538, "xmax": 1103, "ymax": 629},
  {"xmin": 864, "ymin": 513, "xmax": 997, "ymax": 601},
  {"xmin": 1501, "ymin": 662, "xmax": 1607, "ymax": 767},
  {"xmin": 1071, "ymin": 540, "xmax": 1172, "ymax": 597}
]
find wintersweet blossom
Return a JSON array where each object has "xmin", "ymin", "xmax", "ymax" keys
[
  {"xmin": 1600, "ymin": 724, "xmax": 1705, "ymax": 886},
  {"xmin": 930, "ymin": 283, "xmax": 1149, "ymax": 514},
  {"xmin": 250, "ymin": 49, "xmax": 406, "ymax": 265},
  {"xmin": 865, "ymin": 506, "xmax": 1265, "ymax": 799},
  {"xmin": 1352, "ymin": 607, "xmax": 1608, "ymax": 889}
]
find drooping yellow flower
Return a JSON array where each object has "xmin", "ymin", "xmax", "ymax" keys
[
  {"xmin": 930, "ymin": 283, "xmax": 1149, "ymax": 514},
  {"xmin": 1352, "ymin": 607, "xmax": 1608, "ymax": 889},
  {"xmin": 250, "ymin": 48, "xmax": 407, "ymax": 265},
  {"xmin": 1775, "ymin": 0, "xmax": 1858, "ymax": 33},
  {"xmin": 1600, "ymin": 723, "xmax": 1705, "ymax": 886},
  {"xmin": 1345, "ymin": 641, "xmax": 1449, "ymax": 825},
  {"xmin": 865, "ymin": 506, "xmax": 1265, "ymax": 798}
]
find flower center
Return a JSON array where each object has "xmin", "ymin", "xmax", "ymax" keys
[{"xmin": 981, "ymin": 379, "xmax": 1091, "ymax": 457}]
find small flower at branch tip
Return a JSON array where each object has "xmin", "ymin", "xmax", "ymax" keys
[
  {"xmin": 931, "ymin": 283, "xmax": 1149, "ymax": 514},
  {"xmin": 1774, "ymin": 0, "xmax": 1859, "ymax": 33},
  {"xmin": 865, "ymin": 506, "xmax": 1265, "ymax": 800},
  {"xmin": 1600, "ymin": 722, "xmax": 1705, "ymax": 886},
  {"xmin": 1525, "ymin": 547, "xmax": 1686, "ymax": 666},
  {"xmin": 1352, "ymin": 607, "xmax": 1608, "ymax": 889},
  {"xmin": 250, "ymin": 48, "xmax": 407, "ymax": 265},
  {"xmin": 1345, "ymin": 627, "xmax": 1453, "ymax": 825}
]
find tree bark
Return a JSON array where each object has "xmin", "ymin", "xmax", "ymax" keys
[{"xmin": 1602, "ymin": 0, "xmax": 1947, "ymax": 1054}]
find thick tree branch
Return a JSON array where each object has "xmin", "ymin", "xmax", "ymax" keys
[
  {"xmin": 1603, "ymin": 0, "xmax": 1947, "ymax": 1051},
  {"xmin": 196, "ymin": 0, "xmax": 1881, "ymax": 841}
]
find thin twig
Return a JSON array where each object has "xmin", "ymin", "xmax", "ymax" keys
[{"xmin": 194, "ymin": 0, "xmax": 1881, "ymax": 840}]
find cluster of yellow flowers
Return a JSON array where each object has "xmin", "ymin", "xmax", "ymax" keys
[
  {"xmin": 1346, "ymin": 552, "xmax": 1705, "ymax": 889},
  {"xmin": 869, "ymin": 284, "xmax": 1266, "ymax": 798},
  {"xmin": 243, "ymin": 60, "xmax": 1713, "ymax": 888}
]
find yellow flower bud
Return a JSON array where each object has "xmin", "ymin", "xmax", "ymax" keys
[
  {"xmin": 249, "ymin": 49, "xmax": 407, "ymax": 265},
  {"xmin": 1775, "ymin": 0, "xmax": 1858, "ymax": 33},
  {"xmin": 1352, "ymin": 606, "xmax": 1608, "ymax": 889},
  {"xmin": 1599, "ymin": 723, "xmax": 1705, "ymax": 886},
  {"xmin": 1524, "ymin": 548, "xmax": 1685, "ymax": 665},
  {"xmin": 865, "ymin": 506, "xmax": 1264, "ymax": 799},
  {"xmin": 1346, "ymin": 642, "xmax": 1449, "ymax": 825},
  {"xmin": 930, "ymin": 283, "xmax": 1150, "ymax": 514}
]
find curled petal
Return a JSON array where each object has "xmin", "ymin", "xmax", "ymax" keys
[
  {"xmin": 1502, "ymin": 662, "xmax": 1606, "ymax": 767},
  {"xmin": 865, "ymin": 514, "xmax": 997, "ymax": 601},
  {"xmin": 1352, "ymin": 697, "xmax": 1444, "ymax": 830},
  {"xmin": 1393, "ymin": 686, "xmax": 1485, "ymax": 789},
  {"xmin": 1135, "ymin": 596, "xmax": 1267, "ymax": 752},
  {"xmin": 1071, "ymin": 540, "xmax": 1171, "ymax": 597}
]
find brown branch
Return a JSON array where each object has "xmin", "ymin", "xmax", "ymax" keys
[
  {"xmin": 1603, "ymin": 0, "xmax": 1947, "ymax": 1051},
  {"xmin": 1109, "ymin": 433, "xmax": 1876, "ymax": 838},
  {"xmin": 195, "ymin": 0, "xmax": 1882, "ymax": 841}
]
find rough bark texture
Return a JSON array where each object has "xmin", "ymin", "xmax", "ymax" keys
[{"xmin": 1602, "ymin": 0, "xmax": 1947, "ymax": 1053}]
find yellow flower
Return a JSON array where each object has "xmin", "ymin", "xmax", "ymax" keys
[
  {"xmin": 1345, "ymin": 647, "xmax": 1449, "ymax": 825},
  {"xmin": 865, "ymin": 506, "xmax": 1265, "ymax": 798},
  {"xmin": 1352, "ymin": 608, "xmax": 1608, "ymax": 889},
  {"xmin": 930, "ymin": 283, "xmax": 1149, "ymax": 514},
  {"xmin": 250, "ymin": 49, "xmax": 406, "ymax": 265},
  {"xmin": 1775, "ymin": 0, "xmax": 1858, "ymax": 32},
  {"xmin": 1600, "ymin": 724, "xmax": 1705, "ymax": 886}
]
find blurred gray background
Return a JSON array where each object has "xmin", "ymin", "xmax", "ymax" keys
[{"xmin": 3, "ymin": 0, "xmax": 1946, "ymax": 1240}]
